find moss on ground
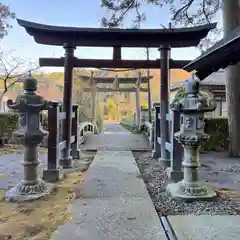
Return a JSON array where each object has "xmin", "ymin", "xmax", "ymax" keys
[
  {"xmin": 0, "ymin": 172, "xmax": 83, "ymax": 240},
  {"xmin": 0, "ymin": 147, "xmax": 47, "ymax": 156}
]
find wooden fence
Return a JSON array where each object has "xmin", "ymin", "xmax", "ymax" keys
[
  {"xmin": 47, "ymin": 102, "xmax": 78, "ymax": 170},
  {"xmin": 141, "ymin": 105, "xmax": 183, "ymax": 171}
]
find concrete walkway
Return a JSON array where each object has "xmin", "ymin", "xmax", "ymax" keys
[
  {"xmin": 51, "ymin": 150, "xmax": 166, "ymax": 239},
  {"xmin": 169, "ymin": 215, "xmax": 240, "ymax": 240},
  {"xmin": 80, "ymin": 123, "xmax": 150, "ymax": 151}
]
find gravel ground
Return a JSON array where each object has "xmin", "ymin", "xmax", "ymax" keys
[{"xmin": 133, "ymin": 151, "xmax": 240, "ymax": 216}]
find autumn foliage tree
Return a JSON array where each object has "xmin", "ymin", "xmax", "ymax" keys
[{"xmin": 101, "ymin": 0, "xmax": 240, "ymax": 157}]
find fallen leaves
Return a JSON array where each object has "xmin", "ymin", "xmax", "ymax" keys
[
  {"xmin": 216, "ymin": 188, "xmax": 240, "ymax": 200},
  {"xmin": 0, "ymin": 171, "xmax": 83, "ymax": 240}
]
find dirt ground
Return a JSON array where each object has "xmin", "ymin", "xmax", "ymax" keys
[
  {"xmin": 200, "ymin": 152, "xmax": 240, "ymax": 191},
  {"xmin": 0, "ymin": 171, "xmax": 83, "ymax": 240}
]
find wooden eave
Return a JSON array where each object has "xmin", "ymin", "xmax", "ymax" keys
[
  {"xmin": 17, "ymin": 19, "xmax": 217, "ymax": 48},
  {"xmin": 184, "ymin": 26, "xmax": 240, "ymax": 80}
]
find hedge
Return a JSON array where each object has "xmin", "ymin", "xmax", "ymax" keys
[
  {"xmin": 203, "ymin": 117, "xmax": 229, "ymax": 151},
  {"xmin": 0, "ymin": 112, "xmax": 19, "ymax": 139}
]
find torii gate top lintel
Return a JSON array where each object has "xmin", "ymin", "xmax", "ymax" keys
[
  {"xmin": 79, "ymin": 74, "xmax": 153, "ymax": 84},
  {"xmin": 17, "ymin": 18, "xmax": 216, "ymax": 48}
]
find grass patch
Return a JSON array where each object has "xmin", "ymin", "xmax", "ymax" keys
[
  {"xmin": 0, "ymin": 171, "xmax": 84, "ymax": 240},
  {"xmin": 0, "ymin": 189, "xmax": 5, "ymax": 201},
  {"xmin": 0, "ymin": 146, "xmax": 47, "ymax": 155}
]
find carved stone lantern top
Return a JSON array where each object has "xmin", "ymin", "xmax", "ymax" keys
[
  {"xmin": 7, "ymin": 76, "xmax": 49, "ymax": 145},
  {"xmin": 7, "ymin": 76, "xmax": 49, "ymax": 112},
  {"xmin": 170, "ymin": 75, "xmax": 216, "ymax": 114}
]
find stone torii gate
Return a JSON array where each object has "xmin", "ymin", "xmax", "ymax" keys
[
  {"xmin": 80, "ymin": 73, "xmax": 153, "ymax": 129},
  {"xmin": 16, "ymin": 18, "xmax": 216, "ymax": 168}
]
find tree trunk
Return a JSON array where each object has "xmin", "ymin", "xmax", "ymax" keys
[
  {"xmin": 0, "ymin": 90, "xmax": 7, "ymax": 112},
  {"xmin": 222, "ymin": 0, "xmax": 240, "ymax": 156}
]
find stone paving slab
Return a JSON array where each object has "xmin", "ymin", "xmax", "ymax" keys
[
  {"xmin": 51, "ymin": 150, "xmax": 166, "ymax": 240},
  {"xmin": 80, "ymin": 123, "xmax": 150, "ymax": 151},
  {"xmin": 169, "ymin": 215, "xmax": 240, "ymax": 240},
  {"xmin": 81, "ymin": 133, "xmax": 150, "ymax": 151}
]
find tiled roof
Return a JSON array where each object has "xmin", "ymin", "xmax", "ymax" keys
[
  {"xmin": 194, "ymin": 25, "xmax": 240, "ymax": 63},
  {"xmin": 170, "ymin": 70, "xmax": 226, "ymax": 90}
]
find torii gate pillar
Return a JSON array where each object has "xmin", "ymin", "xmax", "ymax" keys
[
  {"xmin": 158, "ymin": 45, "xmax": 171, "ymax": 167},
  {"xmin": 59, "ymin": 43, "xmax": 75, "ymax": 169}
]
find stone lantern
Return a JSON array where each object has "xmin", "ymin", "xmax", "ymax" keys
[
  {"xmin": 5, "ymin": 76, "xmax": 51, "ymax": 202},
  {"xmin": 167, "ymin": 76, "xmax": 217, "ymax": 200}
]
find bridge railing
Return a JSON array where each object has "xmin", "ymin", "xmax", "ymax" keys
[{"xmin": 78, "ymin": 121, "xmax": 95, "ymax": 144}]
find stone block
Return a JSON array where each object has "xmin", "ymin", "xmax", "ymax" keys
[
  {"xmin": 166, "ymin": 167, "xmax": 183, "ymax": 182},
  {"xmin": 42, "ymin": 169, "xmax": 64, "ymax": 182}
]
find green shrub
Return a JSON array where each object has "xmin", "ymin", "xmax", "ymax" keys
[
  {"xmin": 171, "ymin": 85, "xmax": 212, "ymax": 105},
  {"xmin": 40, "ymin": 112, "xmax": 48, "ymax": 130},
  {"xmin": 202, "ymin": 117, "xmax": 229, "ymax": 151},
  {"xmin": 0, "ymin": 112, "xmax": 19, "ymax": 139}
]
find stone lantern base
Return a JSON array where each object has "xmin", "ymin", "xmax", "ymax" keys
[
  {"xmin": 167, "ymin": 181, "xmax": 216, "ymax": 201},
  {"xmin": 5, "ymin": 179, "xmax": 54, "ymax": 202}
]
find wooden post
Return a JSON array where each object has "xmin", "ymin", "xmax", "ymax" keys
[
  {"xmin": 167, "ymin": 111, "xmax": 183, "ymax": 182},
  {"xmin": 59, "ymin": 43, "xmax": 75, "ymax": 169},
  {"xmin": 159, "ymin": 45, "xmax": 171, "ymax": 167},
  {"xmin": 147, "ymin": 79, "xmax": 152, "ymax": 123},
  {"xmin": 90, "ymin": 72, "xmax": 97, "ymax": 126},
  {"xmin": 71, "ymin": 104, "xmax": 80, "ymax": 159},
  {"xmin": 152, "ymin": 103, "xmax": 161, "ymax": 159},
  {"xmin": 146, "ymin": 48, "xmax": 152, "ymax": 123},
  {"xmin": 135, "ymin": 71, "xmax": 141, "ymax": 131},
  {"xmin": 113, "ymin": 46, "xmax": 121, "ymax": 60},
  {"xmin": 43, "ymin": 102, "xmax": 61, "ymax": 182},
  {"xmin": 115, "ymin": 76, "xmax": 120, "ymax": 122},
  {"xmin": 59, "ymin": 103, "xmax": 63, "ymax": 142}
]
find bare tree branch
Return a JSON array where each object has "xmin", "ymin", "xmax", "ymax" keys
[
  {"xmin": 100, "ymin": 0, "xmax": 221, "ymax": 50},
  {"xmin": 0, "ymin": 48, "xmax": 39, "ymax": 110},
  {"xmin": 172, "ymin": 0, "xmax": 194, "ymax": 21}
]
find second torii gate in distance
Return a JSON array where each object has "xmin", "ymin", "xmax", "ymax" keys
[{"xmin": 80, "ymin": 73, "xmax": 153, "ymax": 130}]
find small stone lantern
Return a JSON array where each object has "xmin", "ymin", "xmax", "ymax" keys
[
  {"xmin": 167, "ymin": 76, "xmax": 217, "ymax": 200},
  {"xmin": 5, "ymin": 76, "xmax": 51, "ymax": 202}
]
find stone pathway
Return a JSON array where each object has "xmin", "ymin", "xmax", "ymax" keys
[
  {"xmin": 51, "ymin": 150, "xmax": 166, "ymax": 240},
  {"xmin": 169, "ymin": 215, "xmax": 240, "ymax": 240},
  {"xmin": 80, "ymin": 123, "xmax": 150, "ymax": 151},
  {"xmin": 2, "ymin": 123, "xmax": 240, "ymax": 239}
]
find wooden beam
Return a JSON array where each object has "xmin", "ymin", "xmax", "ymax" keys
[
  {"xmin": 113, "ymin": 46, "xmax": 121, "ymax": 60},
  {"xmin": 39, "ymin": 57, "xmax": 191, "ymax": 69},
  {"xmin": 78, "ymin": 75, "xmax": 152, "ymax": 84},
  {"xmin": 83, "ymin": 87, "xmax": 148, "ymax": 92}
]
